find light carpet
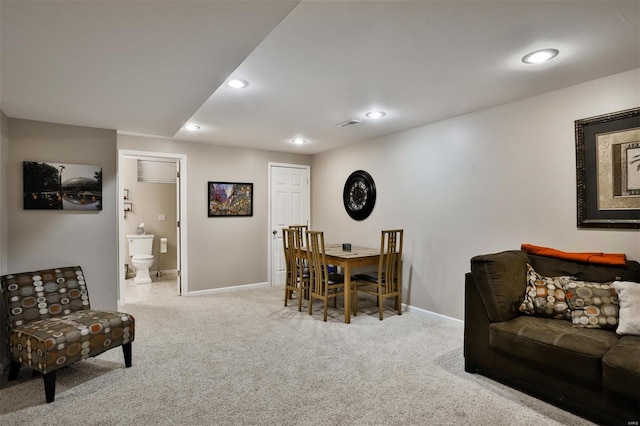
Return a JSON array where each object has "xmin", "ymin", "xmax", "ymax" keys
[{"xmin": 0, "ymin": 282, "xmax": 593, "ymax": 425}]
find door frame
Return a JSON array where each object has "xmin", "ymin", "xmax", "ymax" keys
[
  {"xmin": 117, "ymin": 149, "xmax": 188, "ymax": 306},
  {"xmin": 267, "ymin": 162, "xmax": 311, "ymax": 286}
]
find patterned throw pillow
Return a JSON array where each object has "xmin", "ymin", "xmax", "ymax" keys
[
  {"xmin": 519, "ymin": 264, "xmax": 574, "ymax": 320},
  {"xmin": 562, "ymin": 281, "xmax": 619, "ymax": 329}
]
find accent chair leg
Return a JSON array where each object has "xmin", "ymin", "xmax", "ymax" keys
[
  {"xmin": 122, "ymin": 342, "xmax": 132, "ymax": 368},
  {"xmin": 323, "ymin": 299, "xmax": 328, "ymax": 322},
  {"xmin": 8, "ymin": 361, "xmax": 21, "ymax": 381},
  {"xmin": 43, "ymin": 371, "xmax": 56, "ymax": 403}
]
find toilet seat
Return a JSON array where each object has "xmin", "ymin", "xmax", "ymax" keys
[{"xmin": 132, "ymin": 254, "xmax": 154, "ymax": 261}]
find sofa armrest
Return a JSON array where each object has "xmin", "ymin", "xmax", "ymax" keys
[
  {"xmin": 470, "ymin": 250, "xmax": 528, "ymax": 322},
  {"xmin": 464, "ymin": 272, "xmax": 493, "ymax": 373}
]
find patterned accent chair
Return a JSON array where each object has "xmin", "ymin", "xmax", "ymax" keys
[{"xmin": 1, "ymin": 266, "xmax": 134, "ymax": 403}]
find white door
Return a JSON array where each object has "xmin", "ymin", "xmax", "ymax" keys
[{"xmin": 269, "ymin": 164, "xmax": 310, "ymax": 286}]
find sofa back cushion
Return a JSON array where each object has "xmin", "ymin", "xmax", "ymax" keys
[
  {"xmin": 470, "ymin": 250, "xmax": 529, "ymax": 322},
  {"xmin": 1, "ymin": 266, "xmax": 90, "ymax": 329},
  {"xmin": 528, "ymin": 254, "xmax": 640, "ymax": 282}
]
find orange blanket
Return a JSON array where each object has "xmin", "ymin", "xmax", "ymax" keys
[{"xmin": 521, "ymin": 244, "xmax": 627, "ymax": 267}]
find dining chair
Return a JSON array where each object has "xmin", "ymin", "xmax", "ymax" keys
[
  {"xmin": 306, "ymin": 230, "xmax": 348, "ymax": 321},
  {"xmin": 354, "ymin": 229, "xmax": 404, "ymax": 320},
  {"xmin": 283, "ymin": 227, "xmax": 309, "ymax": 311},
  {"xmin": 289, "ymin": 225, "xmax": 308, "ymax": 246}
]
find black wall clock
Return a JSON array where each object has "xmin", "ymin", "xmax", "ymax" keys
[{"xmin": 343, "ymin": 170, "xmax": 376, "ymax": 221}]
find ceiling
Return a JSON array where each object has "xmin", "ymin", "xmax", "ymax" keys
[{"xmin": 2, "ymin": 0, "xmax": 639, "ymax": 155}]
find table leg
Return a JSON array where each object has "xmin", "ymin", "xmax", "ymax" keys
[{"xmin": 344, "ymin": 262, "xmax": 351, "ymax": 324}]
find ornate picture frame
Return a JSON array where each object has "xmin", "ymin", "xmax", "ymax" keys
[{"xmin": 575, "ymin": 107, "xmax": 640, "ymax": 228}]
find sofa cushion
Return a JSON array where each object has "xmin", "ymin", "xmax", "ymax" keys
[
  {"xmin": 527, "ymin": 254, "xmax": 640, "ymax": 282},
  {"xmin": 489, "ymin": 316, "xmax": 620, "ymax": 383},
  {"xmin": 470, "ymin": 250, "xmax": 529, "ymax": 322},
  {"xmin": 612, "ymin": 281, "xmax": 640, "ymax": 336},
  {"xmin": 602, "ymin": 336, "xmax": 640, "ymax": 400},
  {"xmin": 563, "ymin": 281, "xmax": 619, "ymax": 330},
  {"xmin": 2, "ymin": 266, "xmax": 90, "ymax": 328},
  {"xmin": 9, "ymin": 309, "xmax": 134, "ymax": 374},
  {"xmin": 519, "ymin": 263, "xmax": 573, "ymax": 320}
]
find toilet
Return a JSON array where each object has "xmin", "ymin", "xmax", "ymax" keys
[{"xmin": 127, "ymin": 234, "xmax": 154, "ymax": 284}]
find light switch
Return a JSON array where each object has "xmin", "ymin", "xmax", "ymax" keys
[{"xmin": 158, "ymin": 214, "xmax": 166, "ymax": 221}]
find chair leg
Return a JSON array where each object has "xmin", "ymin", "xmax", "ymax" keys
[
  {"xmin": 378, "ymin": 286, "xmax": 384, "ymax": 321},
  {"xmin": 8, "ymin": 361, "xmax": 21, "ymax": 381},
  {"xmin": 308, "ymin": 294, "xmax": 313, "ymax": 315},
  {"xmin": 297, "ymin": 288, "xmax": 303, "ymax": 312},
  {"xmin": 323, "ymin": 299, "xmax": 328, "ymax": 322},
  {"xmin": 284, "ymin": 287, "xmax": 289, "ymax": 306},
  {"xmin": 43, "ymin": 371, "xmax": 56, "ymax": 403},
  {"xmin": 353, "ymin": 283, "xmax": 358, "ymax": 316},
  {"xmin": 122, "ymin": 342, "xmax": 132, "ymax": 368}
]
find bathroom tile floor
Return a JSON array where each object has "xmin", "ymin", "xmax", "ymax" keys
[{"xmin": 124, "ymin": 275, "xmax": 179, "ymax": 304}]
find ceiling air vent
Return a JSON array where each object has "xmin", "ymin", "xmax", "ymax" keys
[{"xmin": 337, "ymin": 119, "xmax": 362, "ymax": 128}]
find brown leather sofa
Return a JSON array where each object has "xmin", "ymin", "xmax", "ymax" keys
[{"xmin": 465, "ymin": 250, "xmax": 640, "ymax": 425}]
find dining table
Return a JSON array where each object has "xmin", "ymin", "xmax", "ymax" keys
[{"xmin": 318, "ymin": 243, "xmax": 381, "ymax": 324}]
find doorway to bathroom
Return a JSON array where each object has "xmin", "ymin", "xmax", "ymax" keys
[{"xmin": 117, "ymin": 149, "xmax": 187, "ymax": 305}]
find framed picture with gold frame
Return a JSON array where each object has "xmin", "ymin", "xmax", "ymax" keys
[{"xmin": 576, "ymin": 107, "xmax": 640, "ymax": 228}]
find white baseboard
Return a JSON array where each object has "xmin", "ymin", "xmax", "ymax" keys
[
  {"xmin": 179, "ymin": 282, "xmax": 462, "ymax": 324},
  {"xmin": 403, "ymin": 303, "xmax": 463, "ymax": 324},
  {"xmin": 185, "ymin": 281, "xmax": 269, "ymax": 297},
  {"xmin": 152, "ymin": 269, "xmax": 177, "ymax": 276}
]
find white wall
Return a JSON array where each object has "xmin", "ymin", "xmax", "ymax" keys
[
  {"xmin": 7, "ymin": 119, "xmax": 118, "ymax": 311},
  {"xmin": 118, "ymin": 135, "xmax": 311, "ymax": 292},
  {"xmin": 311, "ymin": 69, "xmax": 640, "ymax": 320}
]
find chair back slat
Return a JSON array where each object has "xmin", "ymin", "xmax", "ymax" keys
[
  {"xmin": 306, "ymin": 230, "xmax": 329, "ymax": 298},
  {"xmin": 289, "ymin": 225, "xmax": 308, "ymax": 247},
  {"xmin": 291, "ymin": 227, "xmax": 307, "ymax": 284},
  {"xmin": 1, "ymin": 266, "xmax": 90, "ymax": 329},
  {"xmin": 282, "ymin": 228, "xmax": 296, "ymax": 288},
  {"xmin": 379, "ymin": 229, "xmax": 403, "ymax": 294}
]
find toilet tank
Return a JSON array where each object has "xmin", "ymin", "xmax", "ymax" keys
[{"xmin": 126, "ymin": 234, "xmax": 155, "ymax": 256}]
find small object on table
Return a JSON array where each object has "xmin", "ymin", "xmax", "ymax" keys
[{"xmin": 342, "ymin": 243, "xmax": 351, "ymax": 252}]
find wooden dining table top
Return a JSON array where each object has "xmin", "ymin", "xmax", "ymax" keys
[{"xmin": 322, "ymin": 243, "xmax": 380, "ymax": 259}]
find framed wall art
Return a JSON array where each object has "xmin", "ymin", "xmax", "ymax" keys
[
  {"xmin": 208, "ymin": 182, "xmax": 253, "ymax": 217},
  {"xmin": 575, "ymin": 107, "xmax": 640, "ymax": 228},
  {"xmin": 23, "ymin": 161, "xmax": 102, "ymax": 210}
]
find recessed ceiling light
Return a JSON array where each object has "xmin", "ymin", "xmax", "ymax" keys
[
  {"xmin": 291, "ymin": 138, "xmax": 307, "ymax": 145},
  {"xmin": 227, "ymin": 79, "xmax": 249, "ymax": 89},
  {"xmin": 182, "ymin": 124, "xmax": 200, "ymax": 131},
  {"xmin": 521, "ymin": 48, "xmax": 559, "ymax": 64},
  {"xmin": 365, "ymin": 111, "xmax": 386, "ymax": 119}
]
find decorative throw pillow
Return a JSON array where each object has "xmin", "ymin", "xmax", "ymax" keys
[
  {"xmin": 562, "ymin": 281, "xmax": 619, "ymax": 329},
  {"xmin": 519, "ymin": 264, "xmax": 574, "ymax": 320},
  {"xmin": 612, "ymin": 281, "xmax": 640, "ymax": 336}
]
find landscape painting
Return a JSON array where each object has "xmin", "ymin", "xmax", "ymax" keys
[{"xmin": 23, "ymin": 161, "xmax": 103, "ymax": 210}]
